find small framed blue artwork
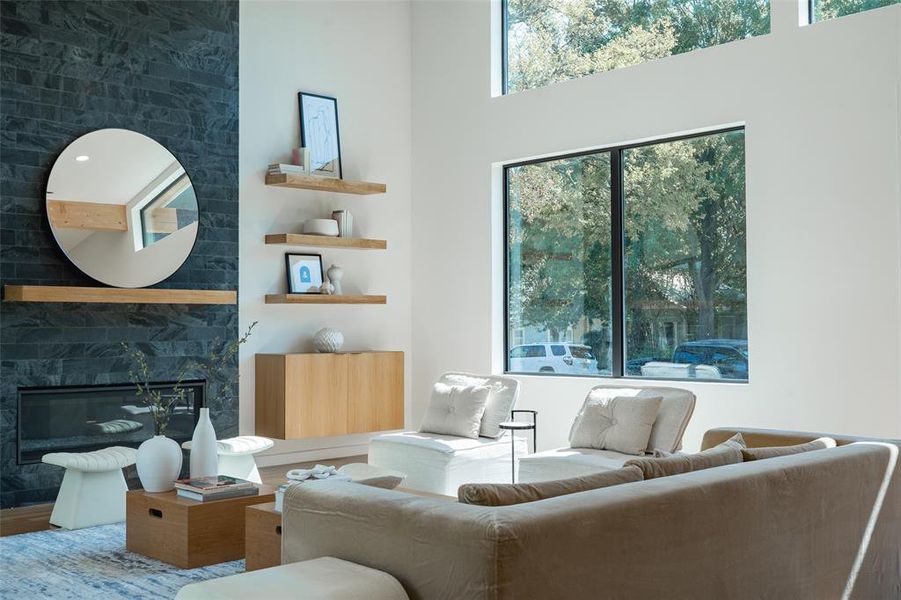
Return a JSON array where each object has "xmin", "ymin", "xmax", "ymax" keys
[{"xmin": 286, "ymin": 253, "xmax": 323, "ymax": 293}]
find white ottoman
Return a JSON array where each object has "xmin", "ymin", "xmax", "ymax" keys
[
  {"xmin": 182, "ymin": 436, "xmax": 274, "ymax": 484},
  {"xmin": 176, "ymin": 557, "xmax": 409, "ymax": 600},
  {"xmin": 42, "ymin": 446, "xmax": 137, "ymax": 530}
]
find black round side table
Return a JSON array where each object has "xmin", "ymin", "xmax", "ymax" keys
[{"xmin": 498, "ymin": 410, "xmax": 537, "ymax": 483}]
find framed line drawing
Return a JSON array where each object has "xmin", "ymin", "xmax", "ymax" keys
[{"xmin": 298, "ymin": 92, "xmax": 342, "ymax": 179}]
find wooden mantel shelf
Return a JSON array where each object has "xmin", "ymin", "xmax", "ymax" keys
[
  {"xmin": 3, "ymin": 285, "xmax": 237, "ymax": 305},
  {"xmin": 265, "ymin": 233, "xmax": 387, "ymax": 250},
  {"xmin": 265, "ymin": 293, "xmax": 386, "ymax": 305},
  {"xmin": 265, "ymin": 173, "xmax": 386, "ymax": 195}
]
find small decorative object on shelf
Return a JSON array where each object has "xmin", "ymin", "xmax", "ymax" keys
[
  {"xmin": 302, "ymin": 218, "xmax": 339, "ymax": 237},
  {"xmin": 268, "ymin": 162, "xmax": 307, "ymax": 177},
  {"xmin": 326, "ymin": 264, "xmax": 344, "ymax": 294},
  {"xmin": 313, "ymin": 327, "xmax": 344, "ymax": 353},
  {"xmin": 298, "ymin": 92, "xmax": 342, "ymax": 179},
  {"xmin": 319, "ymin": 276, "xmax": 335, "ymax": 295},
  {"xmin": 291, "ymin": 147, "xmax": 311, "ymax": 170},
  {"xmin": 286, "ymin": 253, "xmax": 324, "ymax": 293},
  {"xmin": 498, "ymin": 410, "xmax": 538, "ymax": 484},
  {"xmin": 331, "ymin": 210, "xmax": 353, "ymax": 237}
]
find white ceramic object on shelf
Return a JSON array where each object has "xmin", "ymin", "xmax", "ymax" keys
[
  {"xmin": 302, "ymin": 218, "xmax": 339, "ymax": 236},
  {"xmin": 189, "ymin": 407, "xmax": 219, "ymax": 479},
  {"xmin": 319, "ymin": 275, "xmax": 334, "ymax": 295},
  {"xmin": 331, "ymin": 210, "xmax": 353, "ymax": 237},
  {"xmin": 313, "ymin": 328, "xmax": 344, "ymax": 353},
  {"xmin": 326, "ymin": 264, "xmax": 344, "ymax": 294},
  {"xmin": 136, "ymin": 435, "xmax": 182, "ymax": 492}
]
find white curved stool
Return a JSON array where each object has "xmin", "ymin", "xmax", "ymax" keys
[
  {"xmin": 42, "ymin": 446, "xmax": 137, "ymax": 530},
  {"xmin": 182, "ymin": 436, "xmax": 273, "ymax": 484}
]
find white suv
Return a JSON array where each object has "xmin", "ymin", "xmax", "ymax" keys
[{"xmin": 508, "ymin": 343, "xmax": 598, "ymax": 375}]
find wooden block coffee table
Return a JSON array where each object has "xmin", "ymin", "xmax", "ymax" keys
[
  {"xmin": 245, "ymin": 502, "xmax": 282, "ymax": 571},
  {"xmin": 126, "ymin": 485, "xmax": 275, "ymax": 569}
]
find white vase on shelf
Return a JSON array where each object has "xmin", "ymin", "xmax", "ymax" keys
[
  {"xmin": 326, "ymin": 264, "xmax": 344, "ymax": 294},
  {"xmin": 190, "ymin": 407, "xmax": 219, "ymax": 479},
  {"xmin": 314, "ymin": 328, "xmax": 344, "ymax": 353},
  {"xmin": 136, "ymin": 435, "xmax": 182, "ymax": 492}
]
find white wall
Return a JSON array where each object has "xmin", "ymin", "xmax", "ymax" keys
[
  {"xmin": 411, "ymin": 0, "xmax": 901, "ymax": 452},
  {"xmin": 240, "ymin": 0, "xmax": 412, "ymax": 464}
]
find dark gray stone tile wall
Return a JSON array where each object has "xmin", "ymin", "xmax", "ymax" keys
[{"xmin": 0, "ymin": 0, "xmax": 239, "ymax": 508}]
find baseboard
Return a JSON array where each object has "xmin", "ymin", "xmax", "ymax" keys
[{"xmin": 253, "ymin": 444, "xmax": 370, "ymax": 468}]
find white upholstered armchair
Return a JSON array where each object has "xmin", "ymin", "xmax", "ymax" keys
[{"xmin": 368, "ymin": 373, "xmax": 526, "ymax": 496}]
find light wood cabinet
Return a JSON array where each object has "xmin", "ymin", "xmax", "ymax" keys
[{"xmin": 255, "ymin": 351, "xmax": 403, "ymax": 439}]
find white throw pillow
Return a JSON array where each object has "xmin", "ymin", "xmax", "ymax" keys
[
  {"xmin": 419, "ymin": 383, "xmax": 491, "ymax": 439},
  {"xmin": 442, "ymin": 373, "xmax": 518, "ymax": 439},
  {"xmin": 569, "ymin": 393, "xmax": 663, "ymax": 455}
]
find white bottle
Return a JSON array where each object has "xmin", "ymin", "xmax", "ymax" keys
[{"xmin": 190, "ymin": 407, "xmax": 219, "ymax": 479}]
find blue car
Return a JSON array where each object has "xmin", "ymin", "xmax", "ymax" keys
[{"xmin": 672, "ymin": 339, "xmax": 749, "ymax": 380}]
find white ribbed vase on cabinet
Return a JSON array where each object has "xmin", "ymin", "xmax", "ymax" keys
[
  {"xmin": 190, "ymin": 407, "xmax": 219, "ymax": 479},
  {"xmin": 136, "ymin": 435, "xmax": 182, "ymax": 492}
]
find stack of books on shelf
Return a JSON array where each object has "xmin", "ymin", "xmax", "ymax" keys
[
  {"xmin": 268, "ymin": 163, "xmax": 306, "ymax": 176},
  {"xmin": 175, "ymin": 476, "xmax": 259, "ymax": 502}
]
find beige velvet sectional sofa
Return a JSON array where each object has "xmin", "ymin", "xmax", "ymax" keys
[{"xmin": 280, "ymin": 427, "xmax": 900, "ymax": 600}]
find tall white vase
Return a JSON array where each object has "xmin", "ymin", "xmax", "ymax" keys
[
  {"xmin": 190, "ymin": 407, "xmax": 219, "ymax": 479},
  {"xmin": 136, "ymin": 435, "xmax": 182, "ymax": 492}
]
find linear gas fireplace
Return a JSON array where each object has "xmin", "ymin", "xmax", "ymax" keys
[{"xmin": 17, "ymin": 381, "xmax": 204, "ymax": 465}]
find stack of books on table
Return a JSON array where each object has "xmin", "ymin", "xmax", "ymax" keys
[
  {"xmin": 268, "ymin": 163, "xmax": 306, "ymax": 176},
  {"xmin": 174, "ymin": 476, "xmax": 259, "ymax": 502}
]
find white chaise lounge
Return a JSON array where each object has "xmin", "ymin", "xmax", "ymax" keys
[
  {"xmin": 517, "ymin": 385, "xmax": 695, "ymax": 483},
  {"xmin": 368, "ymin": 373, "xmax": 526, "ymax": 496}
]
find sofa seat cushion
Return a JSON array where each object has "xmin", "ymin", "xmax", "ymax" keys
[
  {"xmin": 175, "ymin": 557, "xmax": 409, "ymax": 600},
  {"xmin": 459, "ymin": 465, "xmax": 643, "ymax": 506},
  {"xmin": 369, "ymin": 431, "xmax": 526, "ymax": 496},
  {"xmin": 372, "ymin": 431, "xmax": 513, "ymax": 455},
  {"xmin": 517, "ymin": 447, "xmax": 634, "ymax": 483}
]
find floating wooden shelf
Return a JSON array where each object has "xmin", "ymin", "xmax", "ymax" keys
[
  {"xmin": 265, "ymin": 173, "xmax": 386, "ymax": 195},
  {"xmin": 3, "ymin": 285, "xmax": 237, "ymax": 305},
  {"xmin": 265, "ymin": 294, "xmax": 386, "ymax": 305},
  {"xmin": 264, "ymin": 233, "xmax": 387, "ymax": 250}
]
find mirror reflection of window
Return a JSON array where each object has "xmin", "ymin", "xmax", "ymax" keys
[
  {"xmin": 45, "ymin": 128, "xmax": 200, "ymax": 288},
  {"xmin": 138, "ymin": 173, "xmax": 198, "ymax": 250}
]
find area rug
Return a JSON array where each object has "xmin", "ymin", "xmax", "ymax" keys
[{"xmin": 0, "ymin": 523, "xmax": 243, "ymax": 599}]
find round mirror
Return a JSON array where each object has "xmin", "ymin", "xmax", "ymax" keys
[{"xmin": 46, "ymin": 128, "xmax": 199, "ymax": 288}]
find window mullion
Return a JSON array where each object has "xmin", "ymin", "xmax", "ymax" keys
[{"xmin": 611, "ymin": 149, "xmax": 625, "ymax": 378}]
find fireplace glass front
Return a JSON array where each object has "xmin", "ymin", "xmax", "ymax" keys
[{"xmin": 17, "ymin": 381, "xmax": 203, "ymax": 464}]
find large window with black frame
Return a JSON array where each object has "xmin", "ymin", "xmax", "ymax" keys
[{"xmin": 505, "ymin": 128, "xmax": 748, "ymax": 381}]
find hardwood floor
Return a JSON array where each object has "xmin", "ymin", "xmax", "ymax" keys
[
  {"xmin": 0, "ymin": 454, "xmax": 367, "ymax": 538},
  {"xmin": 0, "ymin": 503, "xmax": 55, "ymax": 537}
]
